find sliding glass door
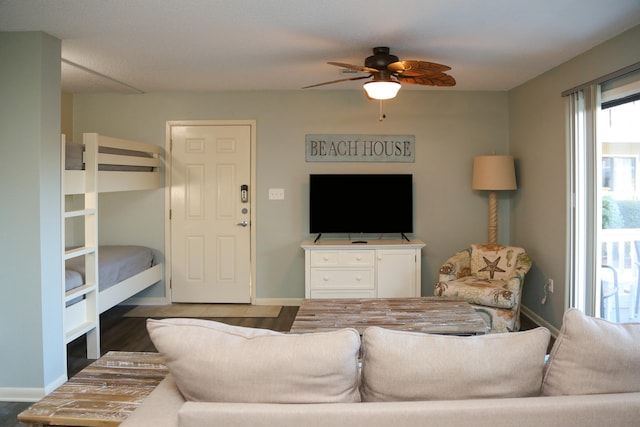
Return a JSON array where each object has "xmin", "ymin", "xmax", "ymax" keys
[
  {"xmin": 598, "ymin": 76, "xmax": 640, "ymax": 322},
  {"xmin": 568, "ymin": 67, "xmax": 640, "ymax": 322}
]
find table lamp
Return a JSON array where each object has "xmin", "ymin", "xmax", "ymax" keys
[{"xmin": 472, "ymin": 155, "xmax": 517, "ymax": 244}]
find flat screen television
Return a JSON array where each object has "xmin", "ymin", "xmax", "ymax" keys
[{"xmin": 309, "ymin": 174, "xmax": 413, "ymax": 237}]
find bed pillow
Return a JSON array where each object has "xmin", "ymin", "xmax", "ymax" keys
[
  {"xmin": 541, "ymin": 308, "xmax": 640, "ymax": 396},
  {"xmin": 147, "ymin": 318, "xmax": 361, "ymax": 403},
  {"xmin": 360, "ymin": 326, "xmax": 550, "ymax": 401}
]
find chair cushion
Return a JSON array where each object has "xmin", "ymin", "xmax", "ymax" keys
[
  {"xmin": 147, "ymin": 318, "xmax": 361, "ymax": 403},
  {"xmin": 541, "ymin": 308, "xmax": 640, "ymax": 396},
  {"xmin": 436, "ymin": 276, "xmax": 517, "ymax": 308},
  {"xmin": 360, "ymin": 326, "xmax": 550, "ymax": 402},
  {"xmin": 470, "ymin": 244, "xmax": 525, "ymax": 280}
]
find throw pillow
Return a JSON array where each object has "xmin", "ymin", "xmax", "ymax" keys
[
  {"xmin": 360, "ymin": 326, "xmax": 550, "ymax": 401},
  {"xmin": 470, "ymin": 244, "xmax": 525, "ymax": 280},
  {"xmin": 541, "ymin": 308, "xmax": 640, "ymax": 396},
  {"xmin": 147, "ymin": 318, "xmax": 361, "ymax": 403}
]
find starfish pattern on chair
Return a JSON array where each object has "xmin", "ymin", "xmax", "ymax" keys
[{"xmin": 479, "ymin": 256, "xmax": 505, "ymax": 279}]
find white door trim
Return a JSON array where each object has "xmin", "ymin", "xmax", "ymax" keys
[{"xmin": 164, "ymin": 120, "xmax": 257, "ymax": 304}]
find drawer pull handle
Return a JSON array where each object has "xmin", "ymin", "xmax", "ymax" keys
[
  {"xmin": 323, "ymin": 276, "xmax": 330, "ymax": 282},
  {"xmin": 356, "ymin": 276, "xmax": 362, "ymax": 281}
]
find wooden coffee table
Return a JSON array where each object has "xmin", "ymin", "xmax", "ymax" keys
[
  {"xmin": 290, "ymin": 297, "xmax": 489, "ymax": 335},
  {"xmin": 18, "ymin": 351, "xmax": 168, "ymax": 427}
]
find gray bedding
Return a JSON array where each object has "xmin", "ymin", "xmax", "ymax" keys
[
  {"xmin": 65, "ymin": 141, "xmax": 154, "ymax": 171},
  {"xmin": 65, "ymin": 245, "xmax": 154, "ymax": 293}
]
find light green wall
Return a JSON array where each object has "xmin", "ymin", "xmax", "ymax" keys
[
  {"xmin": 509, "ymin": 24, "xmax": 640, "ymax": 330},
  {"xmin": 0, "ymin": 32, "xmax": 65, "ymax": 397},
  {"xmin": 61, "ymin": 91, "xmax": 73, "ymax": 139},
  {"xmin": 73, "ymin": 90, "xmax": 511, "ymax": 300}
]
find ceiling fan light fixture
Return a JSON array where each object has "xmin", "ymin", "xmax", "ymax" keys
[{"xmin": 363, "ymin": 80, "xmax": 401, "ymax": 100}]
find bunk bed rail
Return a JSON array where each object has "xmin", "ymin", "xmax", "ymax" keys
[{"xmin": 65, "ymin": 133, "xmax": 162, "ymax": 194}]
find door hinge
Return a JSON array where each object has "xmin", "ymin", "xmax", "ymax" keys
[
  {"xmin": 169, "ymin": 279, "xmax": 172, "ymax": 289},
  {"xmin": 169, "ymin": 209, "xmax": 172, "ymax": 220}
]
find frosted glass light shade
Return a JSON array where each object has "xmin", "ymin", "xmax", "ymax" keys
[
  {"xmin": 363, "ymin": 80, "xmax": 401, "ymax": 100},
  {"xmin": 472, "ymin": 155, "xmax": 517, "ymax": 190}
]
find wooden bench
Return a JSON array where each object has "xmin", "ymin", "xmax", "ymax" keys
[{"xmin": 18, "ymin": 351, "xmax": 168, "ymax": 427}]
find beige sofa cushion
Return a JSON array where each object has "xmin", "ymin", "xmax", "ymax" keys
[
  {"xmin": 147, "ymin": 318, "xmax": 361, "ymax": 403},
  {"xmin": 360, "ymin": 326, "xmax": 550, "ymax": 401},
  {"xmin": 542, "ymin": 308, "xmax": 640, "ymax": 396}
]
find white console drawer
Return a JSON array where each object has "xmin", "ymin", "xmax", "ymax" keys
[
  {"xmin": 309, "ymin": 250, "xmax": 374, "ymax": 267},
  {"xmin": 310, "ymin": 289, "xmax": 376, "ymax": 299},
  {"xmin": 302, "ymin": 239, "xmax": 425, "ymax": 299},
  {"xmin": 309, "ymin": 268, "xmax": 374, "ymax": 289}
]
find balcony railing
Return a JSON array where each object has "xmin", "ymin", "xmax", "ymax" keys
[{"xmin": 600, "ymin": 228, "xmax": 640, "ymax": 322}]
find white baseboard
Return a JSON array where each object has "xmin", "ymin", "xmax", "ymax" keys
[
  {"xmin": 120, "ymin": 297, "xmax": 301, "ymax": 307},
  {"xmin": 0, "ymin": 374, "xmax": 66, "ymax": 402},
  {"xmin": 254, "ymin": 297, "xmax": 303, "ymax": 306},
  {"xmin": 521, "ymin": 305, "xmax": 560, "ymax": 337}
]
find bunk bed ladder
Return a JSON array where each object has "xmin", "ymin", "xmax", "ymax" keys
[{"xmin": 62, "ymin": 134, "xmax": 100, "ymax": 360}]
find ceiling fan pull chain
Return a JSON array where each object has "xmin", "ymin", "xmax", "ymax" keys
[{"xmin": 379, "ymin": 99, "xmax": 387, "ymax": 121}]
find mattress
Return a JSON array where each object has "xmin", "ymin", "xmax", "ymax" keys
[
  {"xmin": 65, "ymin": 141, "xmax": 154, "ymax": 171},
  {"xmin": 65, "ymin": 245, "xmax": 154, "ymax": 293}
]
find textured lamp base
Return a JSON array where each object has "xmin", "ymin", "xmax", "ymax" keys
[{"xmin": 488, "ymin": 191, "xmax": 498, "ymax": 244}]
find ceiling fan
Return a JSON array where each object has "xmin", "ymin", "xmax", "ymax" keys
[{"xmin": 303, "ymin": 46, "xmax": 456, "ymax": 100}]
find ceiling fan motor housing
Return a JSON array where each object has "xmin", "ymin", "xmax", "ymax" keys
[{"xmin": 365, "ymin": 47, "xmax": 399, "ymax": 70}]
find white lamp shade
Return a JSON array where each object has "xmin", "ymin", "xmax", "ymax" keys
[
  {"xmin": 472, "ymin": 155, "xmax": 517, "ymax": 190},
  {"xmin": 363, "ymin": 80, "xmax": 401, "ymax": 100}
]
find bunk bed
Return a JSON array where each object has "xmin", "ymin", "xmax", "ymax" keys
[{"xmin": 62, "ymin": 133, "xmax": 163, "ymax": 359}]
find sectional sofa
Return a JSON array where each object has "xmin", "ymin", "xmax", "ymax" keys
[{"xmin": 121, "ymin": 309, "xmax": 640, "ymax": 427}]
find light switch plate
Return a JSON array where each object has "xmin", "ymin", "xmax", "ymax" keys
[{"xmin": 268, "ymin": 188, "xmax": 285, "ymax": 200}]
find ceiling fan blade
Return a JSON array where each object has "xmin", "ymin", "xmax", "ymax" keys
[
  {"xmin": 302, "ymin": 75, "xmax": 370, "ymax": 89},
  {"xmin": 328, "ymin": 62, "xmax": 379, "ymax": 74},
  {"xmin": 397, "ymin": 73, "xmax": 456, "ymax": 87},
  {"xmin": 388, "ymin": 60, "xmax": 451, "ymax": 77}
]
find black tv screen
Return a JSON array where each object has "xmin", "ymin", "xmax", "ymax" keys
[{"xmin": 309, "ymin": 174, "xmax": 413, "ymax": 234}]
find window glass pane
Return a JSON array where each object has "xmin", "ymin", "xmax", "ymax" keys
[{"xmin": 597, "ymin": 82, "xmax": 640, "ymax": 322}]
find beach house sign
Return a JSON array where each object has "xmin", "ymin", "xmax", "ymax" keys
[{"xmin": 305, "ymin": 134, "xmax": 415, "ymax": 162}]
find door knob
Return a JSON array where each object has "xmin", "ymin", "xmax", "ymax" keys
[{"xmin": 236, "ymin": 221, "xmax": 249, "ymax": 227}]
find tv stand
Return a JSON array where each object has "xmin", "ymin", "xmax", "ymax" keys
[{"xmin": 301, "ymin": 239, "xmax": 425, "ymax": 299}]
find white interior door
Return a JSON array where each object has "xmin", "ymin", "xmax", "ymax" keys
[{"xmin": 170, "ymin": 124, "xmax": 253, "ymax": 303}]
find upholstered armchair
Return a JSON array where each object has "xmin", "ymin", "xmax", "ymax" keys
[{"xmin": 435, "ymin": 244, "xmax": 532, "ymax": 333}]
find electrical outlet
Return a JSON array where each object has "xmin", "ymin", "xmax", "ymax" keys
[{"xmin": 268, "ymin": 188, "xmax": 285, "ymax": 200}]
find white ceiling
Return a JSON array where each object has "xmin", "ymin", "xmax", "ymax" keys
[{"xmin": 2, "ymin": 0, "xmax": 640, "ymax": 94}]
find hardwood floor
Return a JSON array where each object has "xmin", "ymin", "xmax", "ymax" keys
[{"xmin": 0, "ymin": 402, "xmax": 31, "ymax": 427}]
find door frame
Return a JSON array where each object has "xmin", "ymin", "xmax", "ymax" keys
[{"xmin": 164, "ymin": 120, "xmax": 257, "ymax": 304}]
